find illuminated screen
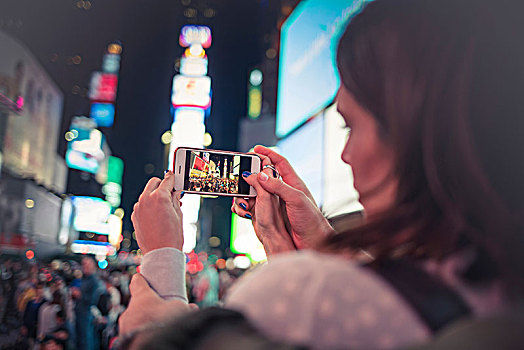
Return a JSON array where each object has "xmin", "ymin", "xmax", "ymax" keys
[
  {"xmin": 230, "ymin": 213, "xmax": 267, "ymax": 262},
  {"xmin": 71, "ymin": 196, "xmax": 111, "ymax": 235},
  {"xmin": 172, "ymin": 75, "xmax": 211, "ymax": 109},
  {"xmin": 322, "ymin": 104, "xmax": 363, "ymax": 217},
  {"xmin": 66, "ymin": 128, "xmax": 105, "ymax": 174},
  {"xmin": 183, "ymin": 151, "xmax": 252, "ymax": 195},
  {"xmin": 277, "ymin": 116, "xmax": 323, "ymax": 204},
  {"xmin": 90, "ymin": 103, "xmax": 115, "ymax": 127},
  {"xmin": 276, "ymin": 0, "xmax": 371, "ymax": 137}
]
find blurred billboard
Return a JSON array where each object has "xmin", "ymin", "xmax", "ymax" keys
[
  {"xmin": 66, "ymin": 116, "xmax": 105, "ymax": 174},
  {"xmin": 71, "ymin": 196, "xmax": 112, "ymax": 235},
  {"xmin": 276, "ymin": 0, "xmax": 370, "ymax": 137},
  {"xmin": 0, "ymin": 30, "xmax": 64, "ymax": 189},
  {"xmin": 277, "ymin": 115, "xmax": 323, "ymax": 204}
]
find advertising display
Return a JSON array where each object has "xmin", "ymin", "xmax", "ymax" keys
[
  {"xmin": 71, "ymin": 240, "xmax": 115, "ymax": 256},
  {"xmin": 102, "ymin": 156, "xmax": 124, "ymax": 208},
  {"xmin": 276, "ymin": 0, "xmax": 370, "ymax": 137},
  {"xmin": 230, "ymin": 213, "xmax": 266, "ymax": 262},
  {"xmin": 88, "ymin": 72, "xmax": 118, "ymax": 102},
  {"xmin": 66, "ymin": 117, "xmax": 105, "ymax": 174},
  {"xmin": 102, "ymin": 54, "xmax": 121, "ymax": 74},
  {"xmin": 168, "ymin": 25, "xmax": 213, "ymax": 253},
  {"xmin": 0, "ymin": 175, "xmax": 65, "ymax": 257},
  {"xmin": 90, "ymin": 103, "xmax": 115, "ymax": 127},
  {"xmin": 323, "ymin": 104, "xmax": 363, "ymax": 216},
  {"xmin": 0, "ymin": 31, "xmax": 64, "ymax": 190},
  {"xmin": 277, "ymin": 115, "xmax": 324, "ymax": 205},
  {"xmin": 171, "ymin": 75, "xmax": 211, "ymax": 109},
  {"xmin": 58, "ymin": 197, "xmax": 74, "ymax": 245},
  {"xmin": 71, "ymin": 196, "xmax": 112, "ymax": 235},
  {"xmin": 180, "ymin": 57, "xmax": 208, "ymax": 76},
  {"xmin": 179, "ymin": 25, "xmax": 212, "ymax": 48}
]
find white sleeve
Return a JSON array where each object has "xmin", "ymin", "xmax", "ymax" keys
[{"xmin": 140, "ymin": 247, "xmax": 188, "ymax": 302}]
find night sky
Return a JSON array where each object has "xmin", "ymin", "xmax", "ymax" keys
[{"xmin": 0, "ymin": 0, "xmax": 281, "ymax": 235}]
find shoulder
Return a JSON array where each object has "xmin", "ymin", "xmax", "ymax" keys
[{"xmin": 225, "ymin": 250, "xmax": 430, "ymax": 349}]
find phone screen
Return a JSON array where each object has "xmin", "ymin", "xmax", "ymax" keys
[{"xmin": 183, "ymin": 150, "xmax": 253, "ymax": 195}]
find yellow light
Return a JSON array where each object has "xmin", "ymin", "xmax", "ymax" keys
[
  {"xmin": 65, "ymin": 131, "xmax": 75, "ymax": 142},
  {"xmin": 185, "ymin": 47, "xmax": 205, "ymax": 58},
  {"xmin": 266, "ymin": 48, "xmax": 277, "ymax": 59},
  {"xmin": 25, "ymin": 199, "xmax": 35, "ymax": 209},
  {"xmin": 161, "ymin": 130, "xmax": 173, "ymax": 145},
  {"xmin": 203, "ymin": 132, "xmax": 213, "ymax": 147},
  {"xmin": 114, "ymin": 208, "xmax": 125, "ymax": 219},
  {"xmin": 208, "ymin": 236, "xmax": 221, "ymax": 247},
  {"xmin": 122, "ymin": 238, "xmax": 131, "ymax": 249},
  {"xmin": 108, "ymin": 43, "xmax": 122, "ymax": 55}
]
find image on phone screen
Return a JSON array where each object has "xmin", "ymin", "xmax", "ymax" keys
[{"xmin": 183, "ymin": 151, "xmax": 253, "ymax": 195}]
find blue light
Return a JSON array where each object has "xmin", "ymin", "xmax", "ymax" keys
[
  {"xmin": 98, "ymin": 259, "xmax": 108, "ymax": 269},
  {"xmin": 90, "ymin": 103, "xmax": 115, "ymax": 127}
]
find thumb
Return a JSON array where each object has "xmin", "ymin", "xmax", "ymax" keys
[
  {"xmin": 157, "ymin": 171, "xmax": 176, "ymax": 193},
  {"xmin": 129, "ymin": 273, "xmax": 159, "ymax": 299},
  {"xmin": 256, "ymin": 172, "xmax": 304, "ymax": 204}
]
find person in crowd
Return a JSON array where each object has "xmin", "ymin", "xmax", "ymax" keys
[
  {"xmin": 120, "ymin": 0, "xmax": 524, "ymax": 348},
  {"xmin": 37, "ymin": 290, "xmax": 63, "ymax": 341},
  {"xmin": 42, "ymin": 310, "xmax": 70, "ymax": 350},
  {"xmin": 22, "ymin": 283, "xmax": 46, "ymax": 347},
  {"xmin": 74, "ymin": 257, "xmax": 102, "ymax": 350},
  {"xmin": 39, "ymin": 336, "xmax": 64, "ymax": 350}
]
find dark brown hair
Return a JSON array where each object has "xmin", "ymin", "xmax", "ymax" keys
[{"xmin": 325, "ymin": 0, "xmax": 524, "ymax": 290}]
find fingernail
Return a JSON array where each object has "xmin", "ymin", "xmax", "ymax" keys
[
  {"xmin": 242, "ymin": 171, "xmax": 251, "ymax": 177},
  {"xmin": 180, "ymin": 191, "xmax": 185, "ymax": 198},
  {"xmin": 239, "ymin": 203, "xmax": 247, "ymax": 210},
  {"xmin": 259, "ymin": 172, "xmax": 269, "ymax": 181},
  {"xmin": 245, "ymin": 213, "xmax": 252, "ymax": 220}
]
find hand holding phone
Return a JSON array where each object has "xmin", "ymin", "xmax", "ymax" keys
[{"xmin": 173, "ymin": 147, "xmax": 262, "ymax": 197}]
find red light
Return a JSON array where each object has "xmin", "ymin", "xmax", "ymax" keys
[
  {"xmin": 216, "ymin": 259, "xmax": 226, "ymax": 269},
  {"xmin": 136, "ymin": 265, "xmax": 141, "ymax": 273},
  {"xmin": 26, "ymin": 250, "xmax": 35, "ymax": 260}
]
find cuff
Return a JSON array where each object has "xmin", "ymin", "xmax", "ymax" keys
[{"xmin": 140, "ymin": 247, "xmax": 188, "ymax": 302}]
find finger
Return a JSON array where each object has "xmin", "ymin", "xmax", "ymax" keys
[
  {"xmin": 156, "ymin": 171, "xmax": 176, "ymax": 193},
  {"xmin": 234, "ymin": 198, "xmax": 249, "ymax": 211},
  {"xmin": 188, "ymin": 303, "xmax": 199, "ymax": 310},
  {"xmin": 139, "ymin": 178, "xmax": 162, "ymax": 202},
  {"xmin": 232, "ymin": 198, "xmax": 252, "ymax": 218},
  {"xmin": 243, "ymin": 173, "xmax": 273, "ymax": 205},
  {"xmin": 256, "ymin": 172, "xmax": 306, "ymax": 204},
  {"xmin": 173, "ymin": 190, "xmax": 185, "ymax": 201},
  {"xmin": 233, "ymin": 203, "xmax": 252, "ymax": 219},
  {"xmin": 254, "ymin": 145, "xmax": 316, "ymax": 203},
  {"xmin": 254, "ymin": 146, "xmax": 298, "ymax": 180}
]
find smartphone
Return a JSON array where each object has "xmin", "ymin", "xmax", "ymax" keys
[{"xmin": 173, "ymin": 147, "xmax": 262, "ymax": 197}]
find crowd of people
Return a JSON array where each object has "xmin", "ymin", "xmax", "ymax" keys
[
  {"xmin": 188, "ymin": 176, "xmax": 238, "ymax": 194},
  {"xmin": 0, "ymin": 253, "xmax": 242, "ymax": 350},
  {"xmin": 0, "ymin": 256, "xmax": 131, "ymax": 350}
]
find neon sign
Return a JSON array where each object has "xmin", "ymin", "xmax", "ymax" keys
[
  {"xmin": 179, "ymin": 25, "xmax": 212, "ymax": 48},
  {"xmin": 88, "ymin": 72, "xmax": 118, "ymax": 102},
  {"xmin": 171, "ymin": 75, "xmax": 211, "ymax": 109}
]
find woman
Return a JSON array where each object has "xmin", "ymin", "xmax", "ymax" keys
[{"xmin": 119, "ymin": 0, "xmax": 524, "ymax": 348}]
